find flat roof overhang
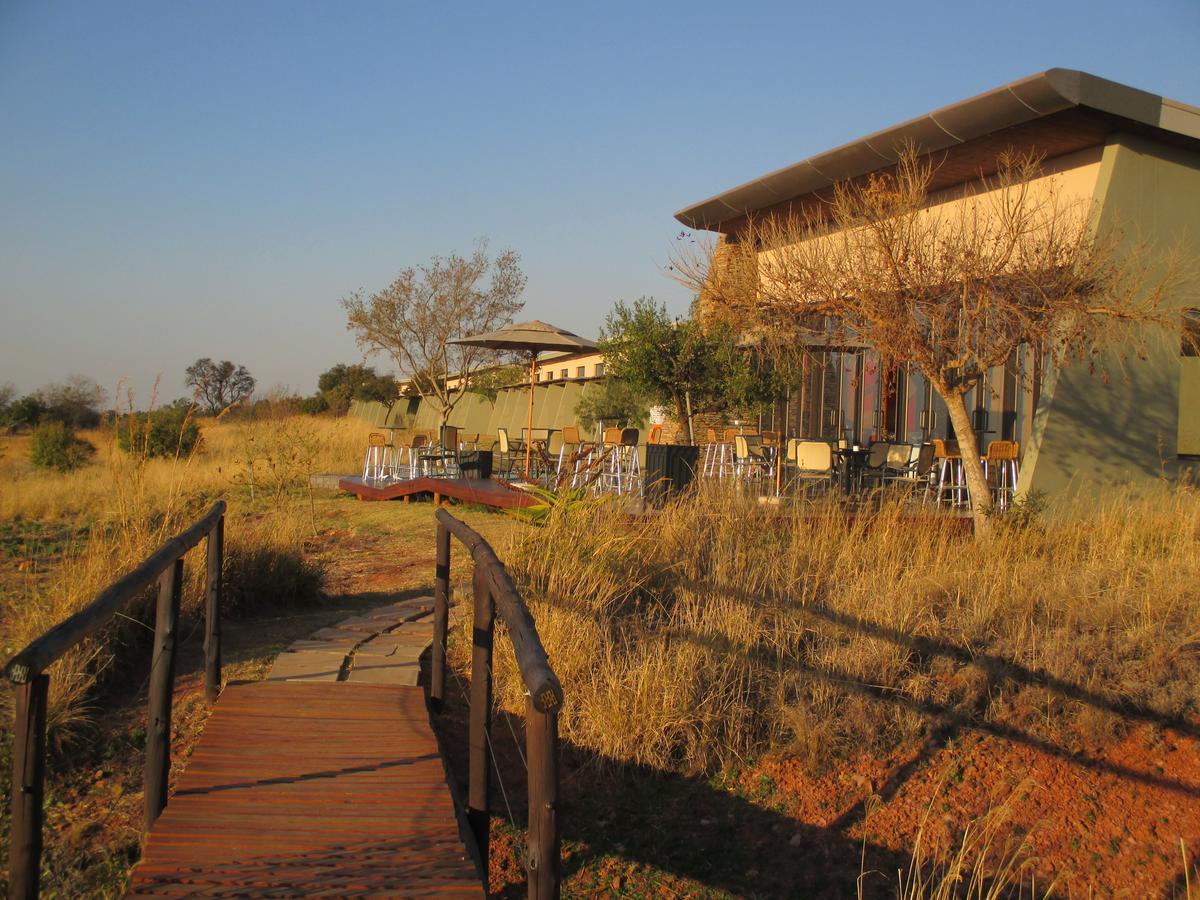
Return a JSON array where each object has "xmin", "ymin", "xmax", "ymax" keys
[{"xmin": 675, "ymin": 68, "xmax": 1200, "ymax": 235}]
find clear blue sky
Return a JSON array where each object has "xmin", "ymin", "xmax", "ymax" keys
[{"xmin": 2, "ymin": 0, "xmax": 1197, "ymax": 404}]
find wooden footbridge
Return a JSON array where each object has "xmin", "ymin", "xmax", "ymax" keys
[{"xmin": 4, "ymin": 503, "xmax": 562, "ymax": 899}]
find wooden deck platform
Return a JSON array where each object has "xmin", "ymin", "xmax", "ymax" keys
[
  {"xmin": 128, "ymin": 682, "xmax": 481, "ymax": 897},
  {"xmin": 338, "ymin": 475, "xmax": 539, "ymax": 509}
]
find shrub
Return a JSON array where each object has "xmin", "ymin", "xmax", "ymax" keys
[
  {"xmin": 298, "ymin": 394, "xmax": 329, "ymax": 415},
  {"xmin": 29, "ymin": 422, "xmax": 94, "ymax": 472},
  {"xmin": 117, "ymin": 407, "xmax": 200, "ymax": 459}
]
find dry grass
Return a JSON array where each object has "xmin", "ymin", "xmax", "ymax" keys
[
  {"xmin": 459, "ymin": 481, "xmax": 1200, "ymax": 775},
  {"xmin": 0, "ymin": 412, "xmax": 372, "ymax": 741}
]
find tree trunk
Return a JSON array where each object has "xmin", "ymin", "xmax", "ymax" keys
[
  {"xmin": 941, "ymin": 390, "xmax": 994, "ymax": 538},
  {"xmin": 683, "ymin": 391, "xmax": 695, "ymax": 445}
]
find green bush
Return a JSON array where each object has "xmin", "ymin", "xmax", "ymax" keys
[
  {"xmin": 298, "ymin": 394, "xmax": 329, "ymax": 415},
  {"xmin": 29, "ymin": 422, "xmax": 94, "ymax": 472},
  {"xmin": 117, "ymin": 408, "xmax": 201, "ymax": 459}
]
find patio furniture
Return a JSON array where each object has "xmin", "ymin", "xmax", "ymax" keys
[
  {"xmin": 834, "ymin": 445, "xmax": 871, "ymax": 494},
  {"xmin": 420, "ymin": 425, "xmax": 461, "ymax": 478},
  {"xmin": 932, "ymin": 439, "xmax": 967, "ymax": 506},
  {"xmin": 880, "ymin": 443, "xmax": 935, "ymax": 497},
  {"xmin": 860, "ymin": 442, "xmax": 892, "ymax": 488},
  {"xmin": 708, "ymin": 427, "xmax": 738, "ymax": 479},
  {"xmin": 607, "ymin": 427, "xmax": 640, "ymax": 494},
  {"xmin": 983, "ymin": 440, "xmax": 1020, "ymax": 510},
  {"xmin": 497, "ymin": 428, "xmax": 523, "ymax": 479},
  {"xmin": 362, "ymin": 432, "xmax": 390, "ymax": 481},
  {"xmin": 701, "ymin": 427, "xmax": 726, "ymax": 478},
  {"xmin": 734, "ymin": 434, "xmax": 772, "ymax": 482},
  {"xmin": 557, "ymin": 425, "xmax": 582, "ymax": 481},
  {"xmin": 786, "ymin": 439, "xmax": 835, "ymax": 492},
  {"xmin": 393, "ymin": 432, "xmax": 429, "ymax": 479}
]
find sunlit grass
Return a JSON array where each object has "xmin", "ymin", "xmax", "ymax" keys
[{"xmin": 456, "ymin": 480, "xmax": 1200, "ymax": 775}]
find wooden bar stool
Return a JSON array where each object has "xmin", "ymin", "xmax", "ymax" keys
[
  {"xmin": 931, "ymin": 439, "xmax": 967, "ymax": 506},
  {"xmin": 983, "ymin": 440, "xmax": 1020, "ymax": 510}
]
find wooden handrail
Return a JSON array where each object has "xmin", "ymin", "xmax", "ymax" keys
[
  {"xmin": 4, "ymin": 500, "xmax": 226, "ymax": 900},
  {"xmin": 434, "ymin": 508, "xmax": 562, "ymax": 713},
  {"xmin": 5, "ymin": 501, "xmax": 226, "ymax": 684},
  {"xmin": 431, "ymin": 508, "xmax": 561, "ymax": 899}
]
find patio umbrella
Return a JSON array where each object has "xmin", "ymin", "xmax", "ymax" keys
[{"xmin": 449, "ymin": 320, "xmax": 598, "ymax": 478}]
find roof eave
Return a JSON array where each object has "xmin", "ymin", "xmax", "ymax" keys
[{"xmin": 674, "ymin": 68, "xmax": 1200, "ymax": 232}]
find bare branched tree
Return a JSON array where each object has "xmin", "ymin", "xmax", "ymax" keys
[
  {"xmin": 341, "ymin": 241, "xmax": 526, "ymax": 425},
  {"xmin": 672, "ymin": 146, "xmax": 1182, "ymax": 536},
  {"xmin": 186, "ymin": 359, "xmax": 256, "ymax": 414}
]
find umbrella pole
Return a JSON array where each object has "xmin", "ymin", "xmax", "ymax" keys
[{"xmin": 524, "ymin": 353, "xmax": 536, "ymax": 478}]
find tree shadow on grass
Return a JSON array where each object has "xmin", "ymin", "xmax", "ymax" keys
[
  {"xmin": 538, "ymin": 583, "xmax": 1198, "ymax": 802},
  {"xmin": 427, "ymin": 673, "xmax": 911, "ymax": 899}
]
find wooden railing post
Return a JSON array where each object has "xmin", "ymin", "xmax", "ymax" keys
[
  {"xmin": 467, "ymin": 563, "xmax": 494, "ymax": 881},
  {"xmin": 526, "ymin": 699, "xmax": 560, "ymax": 899},
  {"xmin": 145, "ymin": 557, "xmax": 182, "ymax": 830},
  {"xmin": 431, "ymin": 521, "xmax": 450, "ymax": 711},
  {"xmin": 203, "ymin": 516, "xmax": 223, "ymax": 704},
  {"xmin": 7, "ymin": 674, "xmax": 49, "ymax": 900}
]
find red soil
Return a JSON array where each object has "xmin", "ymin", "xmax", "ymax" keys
[{"xmin": 748, "ymin": 725, "xmax": 1200, "ymax": 896}]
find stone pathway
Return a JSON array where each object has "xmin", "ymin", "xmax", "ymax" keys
[{"xmin": 265, "ymin": 596, "xmax": 434, "ymax": 686}]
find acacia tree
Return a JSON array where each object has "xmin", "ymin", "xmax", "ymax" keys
[
  {"xmin": 186, "ymin": 359, "xmax": 256, "ymax": 414},
  {"xmin": 673, "ymin": 147, "xmax": 1179, "ymax": 536},
  {"xmin": 600, "ymin": 297, "xmax": 773, "ymax": 443},
  {"xmin": 340, "ymin": 241, "xmax": 526, "ymax": 425}
]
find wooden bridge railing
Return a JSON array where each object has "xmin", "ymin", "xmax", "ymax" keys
[
  {"xmin": 431, "ymin": 508, "xmax": 563, "ymax": 899},
  {"xmin": 3, "ymin": 500, "xmax": 226, "ymax": 900}
]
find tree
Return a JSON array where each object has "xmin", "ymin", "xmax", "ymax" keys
[
  {"xmin": 316, "ymin": 363, "xmax": 400, "ymax": 415},
  {"xmin": 574, "ymin": 378, "xmax": 647, "ymax": 430},
  {"xmin": 599, "ymin": 297, "xmax": 774, "ymax": 443},
  {"xmin": 340, "ymin": 240, "xmax": 526, "ymax": 425},
  {"xmin": 5, "ymin": 395, "xmax": 47, "ymax": 432},
  {"xmin": 673, "ymin": 146, "xmax": 1180, "ymax": 536},
  {"xmin": 40, "ymin": 375, "xmax": 106, "ymax": 428},
  {"xmin": 463, "ymin": 363, "xmax": 526, "ymax": 403},
  {"xmin": 186, "ymin": 358, "xmax": 256, "ymax": 414}
]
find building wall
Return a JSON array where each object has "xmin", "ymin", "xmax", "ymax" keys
[
  {"xmin": 752, "ymin": 147, "xmax": 1104, "ymax": 283},
  {"xmin": 1020, "ymin": 134, "xmax": 1200, "ymax": 499}
]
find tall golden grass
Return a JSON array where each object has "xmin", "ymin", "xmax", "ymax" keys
[
  {"xmin": 0, "ymin": 412, "xmax": 372, "ymax": 740},
  {"xmin": 458, "ymin": 482, "xmax": 1200, "ymax": 775}
]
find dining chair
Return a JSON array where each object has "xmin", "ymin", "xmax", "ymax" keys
[{"xmin": 786, "ymin": 439, "xmax": 835, "ymax": 492}]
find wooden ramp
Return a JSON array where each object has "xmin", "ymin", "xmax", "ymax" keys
[
  {"xmin": 338, "ymin": 475, "xmax": 539, "ymax": 509},
  {"xmin": 128, "ymin": 682, "xmax": 481, "ymax": 897},
  {"xmin": 129, "ymin": 599, "xmax": 482, "ymax": 896}
]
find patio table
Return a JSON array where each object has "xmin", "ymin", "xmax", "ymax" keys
[{"xmin": 835, "ymin": 447, "xmax": 871, "ymax": 494}]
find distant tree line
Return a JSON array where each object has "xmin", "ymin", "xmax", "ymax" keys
[
  {"xmin": 0, "ymin": 375, "xmax": 107, "ymax": 432},
  {"xmin": 3, "ymin": 357, "xmax": 399, "ymax": 474}
]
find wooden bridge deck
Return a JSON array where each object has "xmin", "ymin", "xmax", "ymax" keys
[
  {"xmin": 128, "ymin": 682, "xmax": 481, "ymax": 896},
  {"xmin": 129, "ymin": 599, "xmax": 482, "ymax": 896}
]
